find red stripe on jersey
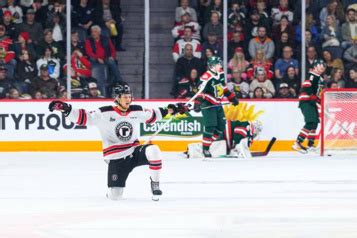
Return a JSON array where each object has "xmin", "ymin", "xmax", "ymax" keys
[
  {"xmin": 145, "ymin": 110, "xmax": 157, "ymax": 124},
  {"xmin": 234, "ymin": 127, "xmax": 247, "ymax": 137},
  {"xmin": 203, "ymin": 94, "xmax": 221, "ymax": 105},
  {"xmin": 149, "ymin": 166, "xmax": 162, "ymax": 170},
  {"xmin": 149, "ymin": 160, "xmax": 162, "ymax": 163},
  {"xmin": 103, "ymin": 141, "xmax": 140, "ymax": 153}
]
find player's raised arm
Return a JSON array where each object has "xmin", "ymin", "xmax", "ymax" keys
[{"xmin": 48, "ymin": 100, "xmax": 100, "ymax": 126}]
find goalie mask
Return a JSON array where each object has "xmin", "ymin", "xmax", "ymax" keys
[{"xmin": 252, "ymin": 120, "xmax": 263, "ymax": 138}]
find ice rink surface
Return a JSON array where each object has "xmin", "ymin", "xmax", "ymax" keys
[{"xmin": 1, "ymin": 152, "xmax": 357, "ymax": 238}]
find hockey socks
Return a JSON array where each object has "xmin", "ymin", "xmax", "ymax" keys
[{"xmin": 297, "ymin": 128, "xmax": 309, "ymax": 143}]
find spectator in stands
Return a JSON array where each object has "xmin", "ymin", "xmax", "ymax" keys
[
  {"xmin": 13, "ymin": 31, "xmax": 37, "ymax": 60},
  {"xmin": 277, "ymin": 65, "xmax": 300, "ymax": 98},
  {"xmin": 93, "ymin": 0, "xmax": 125, "ymax": 51},
  {"xmin": 36, "ymin": 46, "xmax": 60, "ymax": 79},
  {"xmin": 46, "ymin": 12, "xmax": 65, "ymax": 43},
  {"xmin": 227, "ymin": 68, "xmax": 249, "ymax": 99},
  {"xmin": 346, "ymin": 67, "xmax": 357, "ymax": 88},
  {"xmin": 249, "ymin": 67, "xmax": 275, "ymax": 98},
  {"xmin": 174, "ymin": 43, "xmax": 204, "ymax": 90},
  {"xmin": 343, "ymin": 38, "xmax": 357, "ymax": 70},
  {"xmin": 30, "ymin": 63, "xmax": 59, "ymax": 98},
  {"xmin": 245, "ymin": 9, "xmax": 269, "ymax": 42},
  {"xmin": 72, "ymin": 0, "xmax": 94, "ymax": 42},
  {"xmin": 295, "ymin": 12, "xmax": 319, "ymax": 45},
  {"xmin": 85, "ymin": 25, "xmax": 124, "ymax": 95},
  {"xmin": 276, "ymin": 83, "xmax": 295, "ymax": 98},
  {"xmin": 70, "ymin": 30, "xmax": 85, "ymax": 54},
  {"xmin": 228, "ymin": 1, "xmax": 246, "ymax": 30},
  {"xmin": 252, "ymin": 87, "xmax": 264, "ymax": 98},
  {"xmin": 325, "ymin": 68, "xmax": 345, "ymax": 88},
  {"xmin": 228, "ymin": 31, "xmax": 244, "ymax": 59},
  {"xmin": 201, "ymin": 47, "xmax": 214, "ymax": 68},
  {"xmin": 322, "ymin": 49, "xmax": 344, "ymax": 77},
  {"xmin": 201, "ymin": 31, "xmax": 222, "ymax": 58},
  {"xmin": 341, "ymin": 8, "xmax": 356, "ymax": 49},
  {"xmin": 64, "ymin": 49, "xmax": 92, "ymax": 79},
  {"xmin": 0, "ymin": 24, "xmax": 16, "ymax": 78},
  {"xmin": 274, "ymin": 31, "xmax": 293, "ymax": 60},
  {"xmin": 228, "ymin": 47, "xmax": 248, "ymax": 79},
  {"xmin": 274, "ymin": 45, "xmax": 299, "ymax": 81},
  {"xmin": 272, "ymin": 15, "xmax": 294, "ymax": 43},
  {"xmin": 306, "ymin": 45, "xmax": 319, "ymax": 73},
  {"xmin": 248, "ymin": 26, "xmax": 275, "ymax": 60},
  {"xmin": 172, "ymin": 26, "xmax": 201, "ymax": 62},
  {"xmin": 176, "ymin": 68, "xmax": 200, "ymax": 99},
  {"xmin": 32, "ymin": 0, "xmax": 50, "ymax": 27},
  {"xmin": 204, "ymin": 0, "xmax": 223, "ymax": 24},
  {"xmin": 14, "ymin": 49, "xmax": 37, "ymax": 94},
  {"xmin": 202, "ymin": 11, "xmax": 223, "ymax": 41},
  {"xmin": 2, "ymin": 10, "xmax": 17, "ymax": 40},
  {"xmin": 8, "ymin": 88, "xmax": 20, "ymax": 99},
  {"xmin": 0, "ymin": 65, "xmax": 13, "ymax": 98},
  {"xmin": 37, "ymin": 29, "xmax": 64, "ymax": 61},
  {"xmin": 321, "ymin": 15, "xmax": 341, "ymax": 48},
  {"xmin": 88, "ymin": 81, "xmax": 104, "ymax": 98},
  {"xmin": 256, "ymin": 0, "xmax": 270, "ymax": 24},
  {"xmin": 45, "ymin": 0, "xmax": 66, "ymax": 28},
  {"xmin": 172, "ymin": 13, "xmax": 201, "ymax": 41},
  {"xmin": 247, "ymin": 49, "xmax": 273, "ymax": 80},
  {"xmin": 17, "ymin": 8, "xmax": 43, "ymax": 45},
  {"xmin": 320, "ymin": 0, "xmax": 344, "ymax": 29},
  {"xmin": 175, "ymin": 0, "xmax": 197, "ymax": 23},
  {"xmin": 5, "ymin": 0, "xmax": 23, "ymax": 24},
  {"xmin": 271, "ymin": 0, "xmax": 294, "ymax": 26}
]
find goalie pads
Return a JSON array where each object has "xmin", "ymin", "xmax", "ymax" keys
[
  {"xmin": 187, "ymin": 140, "xmax": 227, "ymax": 158},
  {"xmin": 234, "ymin": 138, "xmax": 252, "ymax": 159}
]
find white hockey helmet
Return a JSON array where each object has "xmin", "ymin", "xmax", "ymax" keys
[{"xmin": 252, "ymin": 120, "xmax": 263, "ymax": 138}]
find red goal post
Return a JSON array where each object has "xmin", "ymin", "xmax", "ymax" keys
[{"xmin": 321, "ymin": 88, "xmax": 357, "ymax": 156}]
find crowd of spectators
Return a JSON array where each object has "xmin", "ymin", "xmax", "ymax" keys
[
  {"xmin": 172, "ymin": 0, "xmax": 357, "ymax": 99},
  {"xmin": 0, "ymin": 0, "xmax": 125, "ymax": 100}
]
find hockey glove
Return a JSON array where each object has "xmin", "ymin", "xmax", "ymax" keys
[
  {"xmin": 231, "ymin": 97, "xmax": 239, "ymax": 106},
  {"xmin": 167, "ymin": 103, "xmax": 189, "ymax": 115},
  {"xmin": 49, "ymin": 100, "xmax": 72, "ymax": 116}
]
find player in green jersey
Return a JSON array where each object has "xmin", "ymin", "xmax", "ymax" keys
[
  {"xmin": 293, "ymin": 59, "xmax": 326, "ymax": 154},
  {"xmin": 197, "ymin": 56, "xmax": 239, "ymax": 157},
  {"xmin": 225, "ymin": 120, "xmax": 263, "ymax": 158}
]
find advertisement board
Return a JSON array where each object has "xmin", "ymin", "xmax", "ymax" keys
[{"xmin": 0, "ymin": 99, "xmax": 306, "ymax": 152}]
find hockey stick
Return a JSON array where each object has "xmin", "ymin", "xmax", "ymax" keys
[
  {"xmin": 143, "ymin": 81, "xmax": 210, "ymax": 145},
  {"xmin": 251, "ymin": 137, "xmax": 277, "ymax": 157},
  {"xmin": 200, "ymin": 102, "xmax": 230, "ymax": 110}
]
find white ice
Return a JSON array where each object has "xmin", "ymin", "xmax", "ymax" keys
[{"xmin": 1, "ymin": 152, "xmax": 357, "ymax": 238}]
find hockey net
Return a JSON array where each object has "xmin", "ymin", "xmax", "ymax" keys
[{"xmin": 321, "ymin": 89, "xmax": 357, "ymax": 156}]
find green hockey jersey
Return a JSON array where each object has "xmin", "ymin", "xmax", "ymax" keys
[
  {"xmin": 225, "ymin": 120, "xmax": 254, "ymax": 149},
  {"xmin": 298, "ymin": 71, "xmax": 324, "ymax": 105},
  {"xmin": 199, "ymin": 69, "xmax": 235, "ymax": 105}
]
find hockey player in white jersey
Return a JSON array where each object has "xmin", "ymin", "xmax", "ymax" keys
[{"xmin": 49, "ymin": 84, "xmax": 188, "ymax": 201}]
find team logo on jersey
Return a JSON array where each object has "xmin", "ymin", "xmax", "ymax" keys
[
  {"xmin": 214, "ymin": 84, "xmax": 224, "ymax": 98},
  {"xmin": 115, "ymin": 121, "xmax": 133, "ymax": 141},
  {"xmin": 112, "ymin": 174, "xmax": 118, "ymax": 181}
]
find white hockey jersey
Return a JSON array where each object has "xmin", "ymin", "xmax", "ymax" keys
[{"xmin": 66, "ymin": 105, "xmax": 165, "ymax": 161}]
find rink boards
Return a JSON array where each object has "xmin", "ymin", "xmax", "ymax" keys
[{"xmin": 0, "ymin": 99, "xmax": 346, "ymax": 152}]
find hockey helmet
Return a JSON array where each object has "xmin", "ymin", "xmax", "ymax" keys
[
  {"xmin": 207, "ymin": 56, "xmax": 222, "ymax": 68},
  {"xmin": 114, "ymin": 84, "xmax": 132, "ymax": 97},
  {"xmin": 252, "ymin": 120, "xmax": 263, "ymax": 138},
  {"xmin": 312, "ymin": 59, "xmax": 327, "ymax": 68}
]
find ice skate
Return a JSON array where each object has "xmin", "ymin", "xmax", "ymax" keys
[
  {"xmin": 202, "ymin": 149, "xmax": 212, "ymax": 158},
  {"xmin": 292, "ymin": 141, "xmax": 308, "ymax": 154},
  {"xmin": 306, "ymin": 146, "xmax": 318, "ymax": 153},
  {"xmin": 150, "ymin": 177, "xmax": 162, "ymax": 201}
]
